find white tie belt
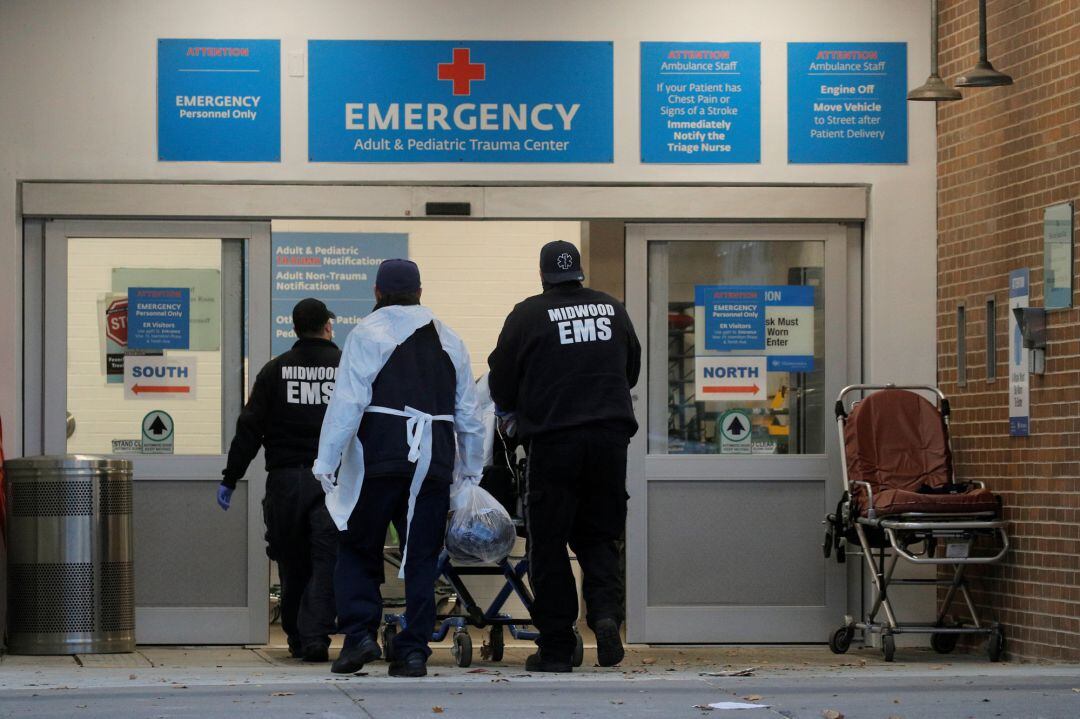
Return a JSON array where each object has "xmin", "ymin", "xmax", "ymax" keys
[{"xmin": 365, "ymin": 405, "xmax": 454, "ymax": 577}]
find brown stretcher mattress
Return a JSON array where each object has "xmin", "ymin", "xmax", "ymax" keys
[{"xmin": 844, "ymin": 389, "xmax": 998, "ymax": 517}]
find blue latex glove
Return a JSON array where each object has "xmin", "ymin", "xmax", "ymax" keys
[{"xmin": 217, "ymin": 485, "xmax": 233, "ymax": 511}]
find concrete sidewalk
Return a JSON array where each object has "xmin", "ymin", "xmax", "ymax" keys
[{"xmin": 1, "ymin": 642, "xmax": 1078, "ymax": 718}]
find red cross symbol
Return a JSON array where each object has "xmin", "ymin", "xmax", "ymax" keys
[{"xmin": 437, "ymin": 48, "xmax": 485, "ymax": 96}]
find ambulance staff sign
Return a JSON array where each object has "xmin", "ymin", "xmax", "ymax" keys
[
  {"xmin": 308, "ymin": 41, "xmax": 613, "ymax": 162},
  {"xmin": 157, "ymin": 39, "xmax": 281, "ymax": 162},
  {"xmin": 787, "ymin": 42, "xmax": 907, "ymax": 164}
]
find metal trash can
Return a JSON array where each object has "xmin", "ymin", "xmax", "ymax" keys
[{"xmin": 5, "ymin": 456, "xmax": 134, "ymax": 654}]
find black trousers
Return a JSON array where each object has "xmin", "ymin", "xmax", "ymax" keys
[
  {"xmin": 336, "ymin": 474, "xmax": 449, "ymax": 660},
  {"xmin": 525, "ymin": 428, "xmax": 629, "ymax": 661},
  {"xmin": 263, "ymin": 467, "xmax": 339, "ymax": 650}
]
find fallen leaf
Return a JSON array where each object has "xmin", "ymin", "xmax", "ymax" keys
[
  {"xmin": 171, "ymin": 685, "xmax": 188, "ymax": 689},
  {"xmin": 610, "ymin": 700, "xmax": 624, "ymax": 705},
  {"xmin": 432, "ymin": 708, "xmax": 444, "ymax": 714},
  {"xmin": 467, "ymin": 668, "xmax": 488, "ymax": 674},
  {"xmin": 823, "ymin": 711, "xmax": 844, "ymax": 719},
  {"xmin": 700, "ymin": 667, "xmax": 758, "ymax": 677},
  {"xmin": 744, "ymin": 695, "xmax": 763, "ymax": 702},
  {"xmin": 641, "ymin": 657, "xmax": 657, "ymax": 665},
  {"xmin": 271, "ymin": 692, "xmax": 294, "ymax": 697},
  {"xmin": 128, "ymin": 674, "xmax": 137, "ymax": 680},
  {"xmin": 691, "ymin": 706, "xmax": 714, "ymax": 711}
]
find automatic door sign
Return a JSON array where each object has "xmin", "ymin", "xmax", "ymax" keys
[
  {"xmin": 719, "ymin": 409, "xmax": 752, "ymax": 454},
  {"xmin": 141, "ymin": 411, "xmax": 175, "ymax": 455},
  {"xmin": 123, "ymin": 356, "xmax": 197, "ymax": 400},
  {"xmin": 695, "ymin": 357, "xmax": 768, "ymax": 402}
]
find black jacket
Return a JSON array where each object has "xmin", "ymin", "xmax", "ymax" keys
[
  {"xmin": 487, "ymin": 283, "xmax": 641, "ymax": 440},
  {"xmin": 359, "ymin": 322, "xmax": 458, "ymax": 481},
  {"xmin": 222, "ymin": 337, "xmax": 341, "ymax": 488}
]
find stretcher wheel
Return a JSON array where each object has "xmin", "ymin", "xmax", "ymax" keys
[
  {"xmin": 930, "ymin": 623, "xmax": 960, "ymax": 654},
  {"xmin": 481, "ymin": 625, "xmax": 505, "ymax": 663},
  {"xmin": 381, "ymin": 622, "xmax": 398, "ymax": 662},
  {"xmin": 452, "ymin": 630, "xmax": 473, "ymax": 668},
  {"xmin": 987, "ymin": 625, "xmax": 1005, "ymax": 662},
  {"xmin": 881, "ymin": 633, "xmax": 896, "ymax": 662},
  {"xmin": 571, "ymin": 628, "xmax": 584, "ymax": 668},
  {"xmin": 828, "ymin": 626, "xmax": 854, "ymax": 654}
]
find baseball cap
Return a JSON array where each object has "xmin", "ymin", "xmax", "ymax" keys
[
  {"xmin": 292, "ymin": 298, "xmax": 335, "ymax": 335},
  {"xmin": 375, "ymin": 258, "xmax": 422, "ymax": 294},
  {"xmin": 539, "ymin": 241, "xmax": 585, "ymax": 284}
]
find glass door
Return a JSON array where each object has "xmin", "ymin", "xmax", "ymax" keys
[
  {"xmin": 625, "ymin": 223, "xmax": 853, "ymax": 643},
  {"xmin": 41, "ymin": 220, "xmax": 271, "ymax": 644}
]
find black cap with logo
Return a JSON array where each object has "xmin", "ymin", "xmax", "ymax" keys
[
  {"xmin": 539, "ymin": 240, "xmax": 585, "ymax": 284},
  {"xmin": 292, "ymin": 298, "xmax": 335, "ymax": 336}
]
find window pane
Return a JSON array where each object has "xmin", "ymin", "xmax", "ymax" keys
[
  {"xmin": 648, "ymin": 240, "xmax": 825, "ymax": 455},
  {"xmin": 66, "ymin": 237, "xmax": 224, "ymax": 455}
]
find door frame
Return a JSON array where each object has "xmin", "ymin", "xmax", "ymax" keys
[
  {"xmin": 624, "ymin": 222, "xmax": 861, "ymax": 643},
  {"xmin": 26, "ymin": 219, "xmax": 271, "ymax": 645},
  {"xmin": 19, "ymin": 182, "xmax": 867, "ymax": 646}
]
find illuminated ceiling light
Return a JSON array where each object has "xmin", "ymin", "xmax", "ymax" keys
[
  {"xmin": 909, "ymin": 0, "xmax": 962, "ymax": 101},
  {"xmin": 955, "ymin": 0, "xmax": 1014, "ymax": 87}
]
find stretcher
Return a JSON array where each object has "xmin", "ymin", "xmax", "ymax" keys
[
  {"xmin": 382, "ymin": 424, "xmax": 584, "ymax": 668},
  {"xmin": 824, "ymin": 384, "xmax": 1009, "ymax": 662}
]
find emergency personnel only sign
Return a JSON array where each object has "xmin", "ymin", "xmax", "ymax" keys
[
  {"xmin": 695, "ymin": 356, "xmax": 767, "ymax": 402},
  {"xmin": 123, "ymin": 356, "xmax": 197, "ymax": 401}
]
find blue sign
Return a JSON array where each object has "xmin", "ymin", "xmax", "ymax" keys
[
  {"xmin": 1008, "ymin": 268, "xmax": 1030, "ymax": 437},
  {"xmin": 698, "ymin": 286, "xmax": 765, "ymax": 351},
  {"xmin": 308, "ymin": 41, "xmax": 613, "ymax": 163},
  {"xmin": 787, "ymin": 42, "xmax": 907, "ymax": 164},
  {"xmin": 158, "ymin": 39, "xmax": 280, "ymax": 161},
  {"xmin": 128, "ymin": 287, "xmax": 190, "ymax": 350},
  {"xmin": 640, "ymin": 42, "xmax": 761, "ymax": 163},
  {"xmin": 696, "ymin": 285, "xmax": 816, "ymax": 372},
  {"xmin": 272, "ymin": 232, "xmax": 409, "ymax": 356}
]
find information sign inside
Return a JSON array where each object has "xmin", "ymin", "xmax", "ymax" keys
[
  {"xmin": 271, "ymin": 232, "xmax": 409, "ymax": 355},
  {"xmin": 128, "ymin": 287, "xmax": 190, "ymax": 351}
]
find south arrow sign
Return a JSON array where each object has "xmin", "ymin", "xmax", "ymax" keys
[{"xmin": 124, "ymin": 356, "xmax": 197, "ymax": 401}]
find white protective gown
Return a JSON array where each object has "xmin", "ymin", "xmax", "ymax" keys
[{"xmin": 313, "ymin": 305, "xmax": 485, "ymax": 574}]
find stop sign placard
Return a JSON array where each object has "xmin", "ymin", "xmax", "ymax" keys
[{"xmin": 105, "ymin": 297, "xmax": 128, "ymax": 347}]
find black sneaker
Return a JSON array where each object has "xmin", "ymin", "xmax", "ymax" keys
[
  {"xmin": 525, "ymin": 651, "xmax": 572, "ymax": 673},
  {"xmin": 593, "ymin": 617, "xmax": 625, "ymax": 667},
  {"xmin": 331, "ymin": 637, "xmax": 381, "ymax": 674},
  {"xmin": 301, "ymin": 643, "xmax": 330, "ymax": 663},
  {"xmin": 388, "ymin": 651, "xmax": 427, "ymax": 677}
]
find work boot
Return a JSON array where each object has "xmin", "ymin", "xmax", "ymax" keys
[
  {"xmin": 331, "ymin": 637, "xmax": 381, "ymax": 674},
  {"xmin": 287, "ymin": 637, "xmax": 303, "ymax": 659},
  {"xmin": 593, "ymin": 617, "xmax": 625, "ymax": 667},
  {"xmin": 525, "ymin": 651, "xmax": 572, "ymax": 673},
  {"xmin": 301, "ymin": 642, "xmax": 330, "ymax": 663},
  {"xmin": 388, "ymin": 651, "xmax": 427, "ymax": 677}
]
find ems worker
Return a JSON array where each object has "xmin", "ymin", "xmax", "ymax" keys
[
  {"xmin": 487, "ymin": 240, "xmax": 641, "ymax": 673},
  {"xmin": 313, "ymin": 259, "xmax": 484, "ymax": 678},
  {"xmin": 218, "ymin": 298, "xmax": 341, "ymax": 663}
]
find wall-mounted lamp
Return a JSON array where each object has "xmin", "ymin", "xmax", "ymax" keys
[
  {"xmin": 955, "ymin": 0, "xmax": 1014, "ymax": 87},
  {"xmin": 1012, "ymin": 307, "xmax": 1046, "ymax": 375},
  {"xmin": 908, "ymin": 0, "xmax": 962, "ymax": 101}
]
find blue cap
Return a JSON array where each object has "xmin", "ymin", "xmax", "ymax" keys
[{"xmin": 375, "ymin": 259, "xmax": 421, "ymax": 294}]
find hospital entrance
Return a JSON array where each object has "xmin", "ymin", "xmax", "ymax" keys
[{"xmin": 22, "ymin": 184, "xmax": 861, "ymax": 648}]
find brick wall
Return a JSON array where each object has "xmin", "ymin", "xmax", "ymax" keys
[{"xmin": 937, "ymin": 0, "xmax": 1080, "ymax": 660}]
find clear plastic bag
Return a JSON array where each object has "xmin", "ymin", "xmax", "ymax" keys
[{"xmin": 445, "ymin": 481, "xmax": 517, "ymax": 565}]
